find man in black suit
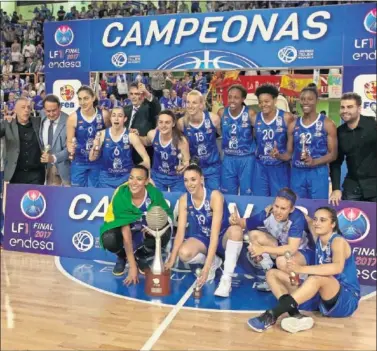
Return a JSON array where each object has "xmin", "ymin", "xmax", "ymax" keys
[
  {"xmin": 124, "ymin": 82, "xmax": 161, "ymax": 165},
  {"xmin": 0, "ymin": 97, "xmax": 45, "ymax": 185}
]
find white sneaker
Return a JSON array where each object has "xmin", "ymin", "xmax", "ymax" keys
[
  {"xmin": 255, "ymin": 281, "xmax": 271, "ymax": 292},
  {"xmin": 214, "ymin": 276, "xmax": 232, "ymax": 297},
  {"xmin": 280, "ymin": 315, "xmax": 314, "ymax": 333},
  {"xmin": 207, "ymin": 255, "xmax": 222, "ymax": 281}
]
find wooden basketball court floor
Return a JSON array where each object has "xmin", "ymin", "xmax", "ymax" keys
[{"xmin": 1, "ymin": 250, "xmax": 376, "ymax": 351}]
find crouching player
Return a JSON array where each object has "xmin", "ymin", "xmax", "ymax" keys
[
  {"xmin": 248, "ymin": 206, "xmax": 360, "ymax": 333},
  {"xmin": 230, "ymin": 188, "xmax": 315, "ymax": 291},
  {"xmin": 165, "ymin": 164, "xmax": 244, "ymax": 297}
]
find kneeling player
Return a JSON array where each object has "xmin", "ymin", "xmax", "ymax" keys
[
  {"xmin": 247, "ymin": 206, "xmax": 360, "ymax": 333},
  {"xmin": 99, "ymin": 165, "xmax": 173, "ymax": 284},
  {"xmin": 165, "ymin": 164, "xmax": 243, "ymax": 297},
  {"xmin": 230, "ymin": 188, "xmax": 315, "ymax": 291}
]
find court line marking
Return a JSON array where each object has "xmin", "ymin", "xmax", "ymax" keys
[
  {"xmin": 55, "ymin": 256, "xmax": 376, "ymax": 314},
  {"xmin": 140, "ymin": 281, "xmax": 197, "ymax": 351}
]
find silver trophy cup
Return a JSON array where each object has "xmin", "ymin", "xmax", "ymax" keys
[{"xmin": 144, "ymin": 206, "xmax": 170, "ymax": 275}]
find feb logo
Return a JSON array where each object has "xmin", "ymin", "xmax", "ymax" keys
[
  {"xmin": 364, "ymin": 81, "xmax": 377, "ymax": 100},
  {"xmin": 278, "ymin": 46, "xmax": 298, "ymax": 64},
  {"xmin": 20, "ymin": 190, "xmax": 46, "ymax": 220},
  {"xmin": 337, "ymin": 208, "xmax": 370, "ymax": 243},
  {"xmin": 72, "ymin": 230, "xmax": 94, "ymax": 253},
  {"xmin": 364, "ymin": 8, "xmax": 377, "ymax": 34},
  {"xmin": 60, "ymin": 85, "xmax": 75, "ymax": 101},
  {"xmin": 54, "ymin": 25, "xmax": 74, "ymax": 47}
]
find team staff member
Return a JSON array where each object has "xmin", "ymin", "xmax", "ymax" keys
[{"xmin": 330, "ymin": 93, "xmax": 377, "ymax": 204}]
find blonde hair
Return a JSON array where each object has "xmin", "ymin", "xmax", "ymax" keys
[{"xmin": 184, "ymin": 90, "xmax": 204, "ymax": 127}]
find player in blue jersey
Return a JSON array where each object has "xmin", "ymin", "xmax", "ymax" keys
[
  {"xmin": 218, "ymin": 84, "xmax": 256, "ymax": 195},
  {"xmin": 248, "ymin": 206, "xmax": 360, "ymax": 333},
  {"xmin": 178, "ymin": 90, "xmax": 222, "ymax": 191},
  {"xmin": 140, "ymin": 110, "xmax": 190, "ymax": 192},
  {"xmin": 165, "ymin": 164, "xmax": 244, "ymax": 297},
  {"xmin": 67, "ymin": 86, "xmax": 111, "ymax": 187},
  {"xmin": 89, "ymin": 107, "xmax": 150, "ymax": 189},
  {"xmin": 291, "ymin": 85, "xmax": 338, "ymax": 199},
  {"xmin": 253, "ymin": 84, "xmax": 295, "ymax": 197},
  {"xmin": 231, "ymin": 188, "xmax": 315, "ymax": 291}
]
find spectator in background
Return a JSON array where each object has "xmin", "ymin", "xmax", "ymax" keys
[
  {"xmin": 99, "ymin": 90, "xmax": 112, "ymax": 111},
  {"xmin": 32, "ymin": 90, "xmax": 46, "ymax": 115},
  {"xmin": 57, "ymin": 6, "xmax": 66, "ymax": 21},
  {"xmin": 35, "ymin": 75, "xmax": 45, "ymax": 95},
  {"xmin": 330, "ymin": 93, "xmax": 377, "ymax": 204},
  {"xmin": 116, "ymin": 73, "xmax": 128, "ymax": 101},
  {"xmin": 0, "ymin": 97, "xmax": 45, "ymax": 185},
  {"xmin": 150, "ymin": 72, "xmax": 165, "ymax": 100},
  {"xmin": 2, "ymin": 60, "xmax": 13, "ymax": 75},
  {"xmin": 22, "ymin": 40, "xmax": 36, "ymax": 59}
]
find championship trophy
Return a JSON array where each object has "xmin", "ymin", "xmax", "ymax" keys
[
  {"xmin": 69, "ymin": 137, "xmax": 77, "ymax": 161},
  {"xmin": 244, "ymin": 235, "xmax": 263, "ymax": 264},
  {"xmin": 144, "ymin": 206, "xmax": 171, "ymax": 297},
  {"xmin": 300, "ymin": 134, "xmax": 308, "ymax": 160},
  {"xmin": 284, "ymin": 251, "xmax": 300, "ymax": 286},
  {"xmin": 43, "ymin": 144, "xmax": 51, "ymax": 154},
  {"xmin": 93, "ymin": 132, "xmax": 101, "ymax": 152},
  {"xmin": 176, "ymin": 153, "xmax": 183, "ymax": 171},
  {"xmin": 193, "ymin": 268, "xmax": 202, "ymax": 299}
]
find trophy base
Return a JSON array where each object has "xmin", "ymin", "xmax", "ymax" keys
[{"xmin": 144, "ymin": 269, "xmax": 171, "ymax": 297}]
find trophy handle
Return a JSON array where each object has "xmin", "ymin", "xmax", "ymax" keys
[{"xmin": 142, "ymin": 223, "xmax": 170, "ymax": 238}]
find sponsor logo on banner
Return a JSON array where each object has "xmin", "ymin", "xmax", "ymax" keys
[
  {"xmin": 278, "ymin": 46, "xmax": 314, "ymax": 64},
  {"xmin": 157, "ymin": 50, "xmax": 259, "ymax": 70},
  {"xmin": 72, "ymin": 230, "xmax": 94, "ymax": 252},
  {"xmin": 111, "ymin": 52, "xmax": 127, "ymax": 68},
  {"xmin": 20, "ymin": 190, "xmax": 46, "ymax": 220},
  {"xmin": 53, "ymin": 79, "xmax": 82, "ymax": 114},
  {"xmin": 55, "ymin": 25, "xmax": 74, "ymax": 47},
  {"xmin": 353, "ymin": 74, "xmax": 377, "ymax": 116},
  {"xmin": 338, "ymin": 208, "xmax": 370, "ymax": 243},
  {"xmin": 364, "ymin": 8, "xmax": 377, "ymax": 34}
]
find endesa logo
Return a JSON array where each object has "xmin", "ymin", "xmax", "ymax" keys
[
  {"xmin": 20, "ymin": 190, "xmax": 46, "ymax": 220},
  {"xmin": 54, "ymin": 25, "xmax": 74, "ymax": 47},
  {"xmin": 337, "ymin": 208, "xmax": 370, "ymax": 243}
]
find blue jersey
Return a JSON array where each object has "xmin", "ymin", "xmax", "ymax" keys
[
  {"xmin": 222, "ymin": 106, "xmax": 255, "ymax": 156},
  {"xmin": 100, "ymin": 128, "xmax": 134, "ymax": 175},
  {"xmin": 187, "ymin": 188, "xmax": 230, "ymax": 239},
  {"xmin": 152, "ymin": 130, "xmax": 180, "ymax": 177},
  {"xmin": 315, "ymin": 234, "xmax": 360, "ymax": 297},
  {"xmin": 160, "ymin": 97, "xmax": 173, "ymax": 110},
  {"xmin": 130, "ymin": 191, "xmax": 152, "ymax": 232},
  {"xmin": 99, "ymin": 98, "xmax": 112, "ymax": 110},
  {"xmin": 183, "ymin": 111, "xmax": 221, "ymax": 169},
  {"xmin": 170, "ymin": 97, "xmax": 182, "ymax": 109},
  {"xmin": 292, "ymin": 114, "xmax": 328, "ymax": 168},
  {"xmin": 75, "ymin": 108, "xmax": 105, "ymax": 163},
  {"xmin": 246, "ymin": 208, "xmax": 315, "ymax": 251},
  {"xmin": 33, "ymin": 95, "xmax": 43, "ymax": 111},
  {"xmin": 6, "ymin": 100, "xmax": 16, "ymax": 112},
  {"xmin": 255, "ymin": 109, "xmax": 287, "ymax": 165}
]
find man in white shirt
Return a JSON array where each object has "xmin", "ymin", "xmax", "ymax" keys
[{"xmin": 22, "ymin": 40, "xmax": 36, "ymax": 59}]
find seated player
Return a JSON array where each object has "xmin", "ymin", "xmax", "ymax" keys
[
  {"xmin": 165, "ymin": 164, "xmax": 243, "ymax": 297},
  {"xmin": 230, "ymin": 188, "xmax": 315, "ymax": 291},
  {"xmin": 247, "ymin": 206, "xmax": 360, "ymax": 333},
  {"xmin": 90, "ymin": 107, "xmax": 150, "ymax": 189},
  {"xmin": 99, "ymin": 165, "xmax": 173, "ymax": 284}
]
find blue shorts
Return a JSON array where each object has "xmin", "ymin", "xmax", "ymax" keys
[
  {"xmin": 152, "ymin": 171, "xmax": 185, "ymax": 192},
  {"xmin": 253, "ymin": 160, "xmax": 290, "ymax": 197},
  {"xmin": 291, "ymin": 166, "xmax": 329, "ymax": 200},
  {"xmin": 97, "ymin": 171, "xmax": 130, "ymax": 189},
  {"xmin": 71, "ymin": 162, "xmax": 100, "ymax": 188},
  {"xmin": 203, "ymin": 164, "xmax": 221, "ymax": 191},
  {"xmin": 221, "ymin": 154, "xmax": 255, "ymax": 196},
  {"xmin": 298, "ymin": 248, "xmax": 315, "ymax": 265},
  {"xmin": 307, "ymin": 285, "xmax": 360, "ymax": 317},
  {"xmin": 186, "ymin": 229, "xmax": 227, "ymax": 257}
]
